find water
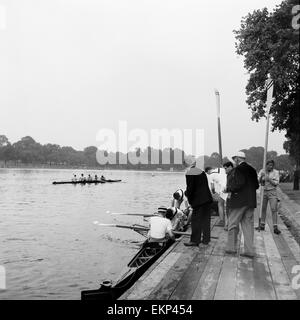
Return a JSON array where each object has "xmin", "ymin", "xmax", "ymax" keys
[{"xmin": 0, "ymin": 168, "xmax": 185, "ymax": 299}]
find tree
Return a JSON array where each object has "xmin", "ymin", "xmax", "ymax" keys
[
  {"xmin": 234, "ymin": 0, "xmax": 300, "ymax": 166},
  {"xmin": 83, "ymin": 146, "xmax": 98, "ymax": 166},
  {"xmin": 42, "ymin": 144, "xmax": 61, "ymax": 165},
  {"xmin": 0, "ymin": 135, "xmax": 9, "ymax": 147},
  {"xmin": 0, "ymin": 135, "xmax": 15, "ymax": 164},
  {"xmin": 13, "ymin": 136, "xmax": 44, "ymax": 163}
]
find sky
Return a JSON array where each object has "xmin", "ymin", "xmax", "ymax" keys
[{"xmin": 0, "ymin": 0, "xmax": 287, "ymax": 158}]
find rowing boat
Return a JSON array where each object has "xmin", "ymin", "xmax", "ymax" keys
[
  {"xmin": 52, "ymin": 180, "xmax": 105, "ymax": 185},
  {"xmin": 52, "ymin": 179, "xmax": 122, "ymax": 185},
  {"xmin": 101, "ymin": 179, "xmax": 122, "ymax": 183},
  {"xmin": 81, "ymin": 238, "xmax": 175, "ymax": 300}
]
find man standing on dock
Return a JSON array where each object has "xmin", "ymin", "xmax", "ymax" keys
[
  {"xmin": 184, "ymin": 160, "xmax": 213, "ymax": 247},
  {"xmin": 225, "ymin": 151, "xmax": 259, "ymax": 258},
  {"xmin": 257, "ymin": 160, "xmax": 281, "ymax": 234}
]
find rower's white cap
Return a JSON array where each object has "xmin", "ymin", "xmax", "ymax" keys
[{"xmin": 232, "ymin": 151, "xmax": 246, "ymax": 160}]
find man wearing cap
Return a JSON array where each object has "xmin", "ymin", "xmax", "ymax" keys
[
  {"xmin": 225, "ymin": 151, "xmax": 259, "ymax": 258},
  {"xmin": 148, "ymin": 206, "xmax": 175, "ymax": 242},
  {"xmin": 184, "ymin": 161, "xmax": 213, "ymax": 246}
]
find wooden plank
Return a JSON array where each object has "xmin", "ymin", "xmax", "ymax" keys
[
  {"xmin": 277, "ymin": 188, "xmax": 300, "ymax": 230},
  {"xmin": 266, "ymin": 216, "xmax": 294, "ymax": 259},
  {"xmin": 211, "ymin": 227, "xmax": 230, "ymax": 256},
  {"xmin": 214, "ymin": 255, "xmax": 239, "ymax": 300},
  {"xmin": 277, "ymin": 215, "xmax": 300, "ymax": 263},
  {"xmin": 170, "ymin": 253, "xmax": 210, "ymax": 300},
  {"xmin": 266, "ymin": 216, "xmax": 300, "ymax": 299},
  {"xmin": 169, "ymin": 220, "xmax": 225, "ymax": 300},
  {"xmin": 254, "ymin": 228, "xmax": 268, "ymax": 258},
  {"xmin": 125, "ymin": 252, "xmax": 182, "ymax": 300},
  {"xmin": 253, "ymin": 257, "xmax": 276, "ymax": 300},
  {"xmin": 278, "ymin": 258, "xmax": 300, "ymax": 300},
  {"xmin": 235, "ymin": 257, "xmax": 255, "ymax": 300},
  {"xmin": 173, "ymin": 239, "xmax": 191, "ymax": 253},
  {"xmin": 262, "ymin": 224, "xmax": 298, "ymax": 300},
  {"xmin": 253, "ymin": 231, "xmax": 277, "ymax": 300},
  {"xmin": 280, "ymin": 228, "xmax": 300, "ymax": 264},
  {"xmin": 147, "ymin": 251, "xmax": 198, "ymax": 300},
  {"xmin": 192, "ymin": 255, "xmax": 224, "ymax": 300}
]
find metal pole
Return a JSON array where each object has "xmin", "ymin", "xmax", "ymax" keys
[
  {"xmin": 258, "ymin": 76, "xmax": 274, "ymax": 231},
  {"xmin": 215, "ymin": 90, "xmax": 223, "ymax": 166}
]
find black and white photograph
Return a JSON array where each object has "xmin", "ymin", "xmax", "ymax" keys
[{"xmin": 0, "ymin": 0, "xmax": 299, "ymax": 306}]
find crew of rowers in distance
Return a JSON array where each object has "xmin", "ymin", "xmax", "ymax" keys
[
  {"xmin": 147, "ymin": 189, "xmax": 192, "ymax": 243},
  {"xmin": 72, "ymin": 174, "xmax": 106, "ymax": 182}
]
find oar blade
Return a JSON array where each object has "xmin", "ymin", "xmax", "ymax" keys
[
  {"xmin": 93, "ymin": 222, "xmax": 117, "ymax": 227},
  {"xmin": 110, "ymin": 212, "xmax": 156, "ymax": 217}
]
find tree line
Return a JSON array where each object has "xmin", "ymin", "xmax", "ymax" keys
[{"xmin": 0, "ymin": 135, "xmax": 295, "ymax": 173}]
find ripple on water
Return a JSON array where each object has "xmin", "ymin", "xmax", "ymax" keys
[{"xmin": 5, "ymin": 238, "xmax": 38, "ymax": 242}]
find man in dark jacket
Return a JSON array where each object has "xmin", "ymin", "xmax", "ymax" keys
[
  {"xmin": 184, "ymin": 162, "xmax": 213, "ymax": 246},
  {"xmin": 225, "ymin": 151, "xmax": 259, "ymax": 258}
]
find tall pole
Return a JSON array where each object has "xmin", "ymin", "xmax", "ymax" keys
[
  {"xmin": 258, "ymin": 75, "xmax": 274, "ymax": 231},
  {"xmin": 215, "ymin": 89, "xmax": 223, "ymax": 167}
]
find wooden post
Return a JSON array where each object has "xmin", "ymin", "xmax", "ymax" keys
[
  {"xmin": 258, "ymin": 76, "xmax": 274, "ymax": 230},
  {"xmin": 215, "ymin": 90, "xmax": 223, "ymax": 167}
]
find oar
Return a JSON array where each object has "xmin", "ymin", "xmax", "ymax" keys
[
  {"xmin": 106, "ymin": 211, "xmax": 157, "ymax": 217},
  {"xmin": 93, "ymin": 221, "xmax": 148, "ymax": 231},
  {"xmin": 93, "ymin": 221, "xmax": 218, "ymax": 238}
]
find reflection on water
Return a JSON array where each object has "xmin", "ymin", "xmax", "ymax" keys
[{"xmin": 0, "ymin": 168, "xmax": 185, "ymax": 299}]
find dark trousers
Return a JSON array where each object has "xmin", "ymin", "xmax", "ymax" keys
[
  {"xmin": 190, "ymin": 203, "xmax": 211, "ymax": 244},
  {"xmin": 294, "ymin": 175, "xmax": 299, "ymax": 190}
]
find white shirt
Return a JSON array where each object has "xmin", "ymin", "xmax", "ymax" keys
[
  {"xmin": 258, "ymin": 169, "xmax": 280, "ymax": 191},
  {"xmin": 208, "ymin": 169, "xmax": 228, "ymax": 200},
  {"xmin": 149, "ymin": 216, "xmax": 173, "ymax": 239}
]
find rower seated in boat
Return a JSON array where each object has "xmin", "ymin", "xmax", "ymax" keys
[
  {"xmin": 101, "ymin": 175, "xmax": 106, "ymax": 181},
  {"xmin": 72, "ymin": 174, "xmax": 77, "ymax": 182},
  {"xmin": 148, "ymin": 206, "xmax": 175, "ymax": 243},
  {"xmin": 94, "ymin": 174, "xmax": 98, "ymax": 181},
  {"xmin": 166, "ymin": 207, "xmax": 187, "ymax": 231},
  {"xmin": 87, "ymin": 174, "xmax": 93, "ymax": 181},
  {"xmin": 80, "ymin": 174, "xmax": 85, "ymax": 182}
]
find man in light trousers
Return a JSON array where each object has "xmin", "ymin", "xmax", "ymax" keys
[{"xmin": 225, "ymin": 151, "xmax": 259, "ymax": 258}]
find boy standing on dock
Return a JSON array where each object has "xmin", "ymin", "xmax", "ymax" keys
[{"xmin": 257, "ymin": 160, "xmax": 281, "ymax": 234}]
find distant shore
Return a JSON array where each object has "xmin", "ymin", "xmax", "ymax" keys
[{"xmin": 0, "ymin": 164, "xmax": 186, "ymax": 173}]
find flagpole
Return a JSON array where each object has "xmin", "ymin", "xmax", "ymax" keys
[
  {"xmin": 215, "ymin": 89, "xmax": 223, "ymax": 166},
  {"xmin": 258, "ymin": 75, "xmax": 274, "ymax": 231}
]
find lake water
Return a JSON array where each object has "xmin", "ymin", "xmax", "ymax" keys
[{"xmin": 0, "ymin": 168, "xmax": 185, "ymax": 299}]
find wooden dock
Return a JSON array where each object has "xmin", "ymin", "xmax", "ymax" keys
[{"xmin": 120, "ymin": 191, "xmax": 300, "ymax": 300}]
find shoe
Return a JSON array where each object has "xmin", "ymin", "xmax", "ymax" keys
[
  {"xmin": 240, "ymin": 253, "xmax": 255, "ymax": 259},
  {"xmin": 274, "ymin": 227, "xmax": 281, "ymax": 235},
  {"xmin": 184, "ymin": 242, "xmax": 199, "ymax": 247},
  {"xmin": 201, "ymin": 241, "xmax": 210, "ymax": 245},
  {"xmin": 255, "ymin": 225, "xmax": 265, "ymax": 231},
  {"xmin": 225, "ymin": 250, "xmax": 237, "ymax": 255}
]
